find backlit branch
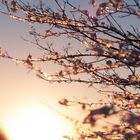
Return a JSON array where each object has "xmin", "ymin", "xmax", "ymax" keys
[{"xmin": 0, "ymin": 0, "xmax": 140, "ymax": 139}]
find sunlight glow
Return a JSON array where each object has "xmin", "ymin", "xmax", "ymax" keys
[{"xmin": 6, "ymin": 103, "xmax": 73, "ymax": 140}]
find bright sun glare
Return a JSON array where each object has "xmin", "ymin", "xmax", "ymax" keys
[{"xmin": 5, "ymin": 103, "xmax": 73, "ymax": 140}]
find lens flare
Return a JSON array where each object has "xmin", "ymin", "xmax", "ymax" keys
[{"xmin": 5, "ymin": 103, "xmax": 73, "ymax": 140}]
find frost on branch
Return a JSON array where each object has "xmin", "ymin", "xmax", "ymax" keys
[{"xmin": 0, "ymin": 0, "xmax": 140, "ymax": 139}]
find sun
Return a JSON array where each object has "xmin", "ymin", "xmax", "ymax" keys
[{"xmin": 5, "ymin": 103, "xmax": 73, "ymax": 140}]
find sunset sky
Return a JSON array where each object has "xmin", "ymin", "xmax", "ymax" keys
[
  {"xmin": 0, "ymin": 0, "xmax": 138, "ymax": 139},
  {"xmin": 0, "ymin": 1, "xmax": 97, "ymax": 139}
]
